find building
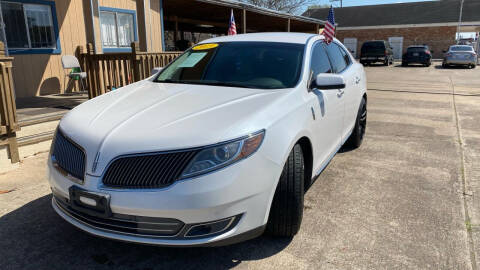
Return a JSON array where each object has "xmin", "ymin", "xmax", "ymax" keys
[
  {"xmin": 304, "ymin": 0, "xmax": 480, "ymax": 59},
  {"xmin": 0, "ymin": 0, "xmax": 323, "ymax": 98}
]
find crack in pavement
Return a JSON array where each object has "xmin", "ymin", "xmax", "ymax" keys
[{"xmin": 450, "ymin": 75, "xmax": 478, "ymax": 270}]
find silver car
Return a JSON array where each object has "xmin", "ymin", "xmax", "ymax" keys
[{"xmin": 443, "ymin": 45, "xmax": 477, "ymax": 69}]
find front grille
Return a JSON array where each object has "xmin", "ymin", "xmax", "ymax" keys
[
  {"xmin": 54, "ymin": 195, "xmax": 184, "ymax": 237},
  {"xmin": 52, "ymin": 130, "xmax": 86, "ymax": 180},
  {"xmin": 102, "ymin": 150, "xmax": 198, "ymax": 189}
]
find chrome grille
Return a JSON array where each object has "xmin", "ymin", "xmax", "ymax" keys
[
  {"xmin": 102, "ymin": 150, "xmax": 198, "ymax": 188},
  {"xmin": 52, "ymin": 130, "xmax": 85, "ymax": 180}
]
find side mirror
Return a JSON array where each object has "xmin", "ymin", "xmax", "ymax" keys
[
  {"xmin": 151, "ymin": 67, "xmax": 163, "ymax": 76},
  {"xmin": 442, "ymin": 50, "xmax": 447, "ymax": 53},
  {"xmin": 311, "ymin": 74, "xmax": 346, "ymax": 90}
]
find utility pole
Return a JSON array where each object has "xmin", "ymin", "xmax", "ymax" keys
[{"xmin": 456, "ymin": 0, "xmax": 464, "ymax": 43}]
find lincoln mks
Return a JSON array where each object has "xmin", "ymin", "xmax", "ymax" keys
[{"xmin": 48, "ymin": 33, "xmax": 367, "ymax": 246}]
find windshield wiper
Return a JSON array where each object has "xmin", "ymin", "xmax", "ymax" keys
[
  {"xmin": 156, "ymin": 79, "xmax": 256, "ymax": 88},
  {"xmin": 155, "ymin": 79, "xmax": 190, "ymax": 84}
]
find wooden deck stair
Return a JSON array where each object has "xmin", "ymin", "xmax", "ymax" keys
[{"xmin": 1, "ymin": 93, "xmax": 87, "ymax": 173}]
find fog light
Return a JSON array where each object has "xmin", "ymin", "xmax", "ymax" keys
[{"xmin": 185, "ymin": 216, "xmax": 238, "ymax": 237}]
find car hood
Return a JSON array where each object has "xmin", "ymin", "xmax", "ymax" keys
[{"xmin": 59, "ymin": 80, "xmax": 288, "ymax": 175}]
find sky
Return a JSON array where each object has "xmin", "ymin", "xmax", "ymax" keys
[
  {"xmin": 317, "ymin": 0, "xmax": 435, "ymax": 8},
  {"xmin": 311, "ymin": 0, "xmax": 476, "ymax": 38}
]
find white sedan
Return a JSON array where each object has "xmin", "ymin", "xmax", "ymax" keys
[{"xmin": 48, "ymin": 33, "xmax": 367, "ymax": 246}]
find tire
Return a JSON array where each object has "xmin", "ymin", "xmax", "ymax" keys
[
  {"xmin": 266, "ymin": 144, "xmax": 304, "ymax": 237},
  {"xmin": 442, "ymin": 63, "xmax": 448, "ymax": 68},
  {"xmin": 402, "ymin": 62, "xmax": 408, "ymax": 67},
  {"xmin": 345, "ymin": 97, "xmax": 367, "ymax": 149},
  {"xmin": 384, "ymin": 59, "xmax": 389, "ymax": 66}
]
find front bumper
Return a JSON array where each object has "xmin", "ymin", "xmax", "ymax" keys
[{"xmin": 48, "ymin": 150, "xmax": 281, "ymax": 246}]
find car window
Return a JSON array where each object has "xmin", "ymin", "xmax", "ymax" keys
[
  {"xmin": 156, "ymin": 42, "xmax": 305, "ymax": 89},
  {"xmin": 450, "ymin": 45, "xmax": 474, "ymax": 52},
  {"xmin": 325, "ymin": 42, "xmax": 348, "ymax": 73},
  {"xmin": 310, "ymin": 42, "xmax": 332, "ymax": 83},
  {"xmin": 338, "ymin": 45, "xmax": 352, "ymax": 66},
  {"xmin": 407, "ymin": 47, "xmax": 427, "ymax": 53},
  {"xmin": 361, "ymin": 41, "xmax": 385, "ymax": 52}
]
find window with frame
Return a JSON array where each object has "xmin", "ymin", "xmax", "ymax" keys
[
  {"xmin": 325, "ymin": 42, "xmax": 349, "ymax": 73},
  {"xmin": 99, "ymin": 8, "xmax": 136, "ymax": 51},
  {"xmin": 0, "ymin": 1, "xmax": 60, "ymax": 54},
  {"xmin": 309, "ymin": 42, "xmax": 332, "ymax": 85}
]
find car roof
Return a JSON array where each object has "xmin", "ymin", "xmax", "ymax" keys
[{"xmin": 198, "ymin": 32, "xmax": 321, "ymax": 45}]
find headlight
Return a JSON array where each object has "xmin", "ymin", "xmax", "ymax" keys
[{"xmin": 180, "ymin": 130, "xmax": 265, "ymax": 179}]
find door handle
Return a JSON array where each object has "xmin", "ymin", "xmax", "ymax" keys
[
  {"xmin": 337, "ymin": 89, "xmax": 344, "ymax": 97},
  {"xmin": 355, "ymin": 77, "xmax": 361, "ymax": 84}
]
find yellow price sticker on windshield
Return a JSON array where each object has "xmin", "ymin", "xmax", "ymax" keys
[{"xmin": 192, "ymin": 43, "xmax": 219, "ymax": 50}]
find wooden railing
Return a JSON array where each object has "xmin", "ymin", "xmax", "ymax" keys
[
  {"xmin": 0, "ymin": 42, "xmax": 19, "ymax": 163},
  {"xmin": 79, "ymin": 42, "xmax": 182, "ymax": 99}
]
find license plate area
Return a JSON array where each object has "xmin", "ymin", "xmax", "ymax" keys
[
  {"xmin": 69, "ymin": 186, "xmax": 111, "ymax": 218},
  {"xmin": 413, "ymin": 53, "xmax": 419, "ymax": 56}
]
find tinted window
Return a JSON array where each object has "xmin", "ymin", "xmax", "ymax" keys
[
  {"xmin": 338, "ymin": 45, "xmax": 352, "ymax": 65},
  {"xmin": 450, "ymin": 45, "xmax": 474, "ymax": 52},
  {"xmin": 325, "ymin": 42, "xmax": 348, "ymax": 73},
  {"xmin": 361, "ymin": 41, "xmax": 385, "ymax": 52},
  {"xmin": 310, "ymin": 43, "xmax": 332, "ymax": 82},
  {"xmin": 407, "ymin": 47, "xmax": 427, "ymax": 53},
  {"xmin": 156, "ymin": 42, "xmax": 305, "ymax": 89}
]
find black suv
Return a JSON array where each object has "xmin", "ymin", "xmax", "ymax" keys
[
  {"xmin": 360, "ymin": 40, "xmax": 394, "ymax": 66},
  {"xmin": 402, "ymin": 45, "xmax": 432, "ymax": 67}
]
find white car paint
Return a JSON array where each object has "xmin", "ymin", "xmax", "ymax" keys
[{"xmin": 48, "ymin": 33, "xmax": 367, "ymax": 246}]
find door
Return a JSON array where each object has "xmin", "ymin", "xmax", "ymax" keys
[
  {"xmin": 336, "ymin": 44, "xmax": 362, "ymax": 139},
  {"xmin": 308, "ymin": 42, "xmax": 345, "ymax": 172},
  {"xmin": 343, "ymin": 38, "xmax": 358, "ymax": 58},
  {"xmin": 325, "ymin": 42, "xmax": 358, "ymax": 141},
  {"xmin": 388, "ymin": 37, "xmax": 404, "ymax": 59}
]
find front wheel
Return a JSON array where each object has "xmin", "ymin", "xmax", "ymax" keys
[
  {"xmin": 265, "ymin": 144, "xmax": 304, "ymax": 237},
  {"xmin": 345, "ymin": 97, "xmax": 367, "ymax": 149}
]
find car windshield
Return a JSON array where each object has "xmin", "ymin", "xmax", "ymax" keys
[
  {"xmin": 450, "ymin": 46, "xmax": 473, "ymax": 52},
  {"xmin": 155, "ymin": 42, "xmax": 305, "ymax": 89},
  {"xmin": 407, "ymin": 47, "xmax": 426, "ymax": 53}
]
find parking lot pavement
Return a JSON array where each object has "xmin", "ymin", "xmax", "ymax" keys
[{"xmin": 1, "ymin": 63, "xmax": 480, "ymax": 269}]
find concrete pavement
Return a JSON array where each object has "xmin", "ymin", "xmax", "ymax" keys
[{"xmin": 0, "ymin": 63, "xmax": 479, "ymax": 269}]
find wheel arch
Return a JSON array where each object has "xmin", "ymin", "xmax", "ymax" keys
[{"xmin": 296, "ymin": 136, "xmax": 313, "ymax": 190}]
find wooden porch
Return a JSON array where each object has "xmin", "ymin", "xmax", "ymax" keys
[{"xmin": 0, "ymin": 41, "xmax": 181, "ymax": 168}]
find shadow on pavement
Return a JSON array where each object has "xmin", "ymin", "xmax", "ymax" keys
[
  {"xmin": 0, "ymin": 194, "xmax": 292, "ymax": 270},
  {"xmin": 434, "ymin": 64, "xmax": 475, "ymax": 70}
]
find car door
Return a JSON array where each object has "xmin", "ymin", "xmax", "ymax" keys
[
  {"xmin": 325, "ymin": 42, "xmax": 358, "ymax": 142},
  {"xmin": 308, "ymin": 42, "xmax": 345, "ymax": 172}
]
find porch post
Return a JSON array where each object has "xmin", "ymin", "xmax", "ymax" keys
[
  {"xmin": 242, "ymin": 9, "xmax": 246, "ymax": 34},
  {"xmin": 287, "ymin": 19, "xmax": 291, "ymax": 32},
  {"xmin": 0, "ymin": 42, "xmax": 20, "ymax": 163},
  {"xmin": 131, "ymin": 42, "xmax": 141, "ymax": 82}
]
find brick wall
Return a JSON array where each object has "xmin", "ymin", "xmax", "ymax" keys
[{"xmin": 336, "ymin": 26, "xmax": 457, "ymax": 59}]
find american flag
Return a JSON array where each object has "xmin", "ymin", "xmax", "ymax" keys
[
  {"xmin": 228, "ymin": 9, "xmax": 237, "ymax": 35},
  {"xmin": 323, "ymin": 6, "xmax": 335, "ymax": 44}
]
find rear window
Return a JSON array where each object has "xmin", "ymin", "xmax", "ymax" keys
[
  {"xmin": 407, "ymin": 47, "xmax": 427, "ymax": 53},
  {"xmin": 361, "ymin": 42, "xmax": 385, "ymax": 51},
  {"xmin": 450, "ymin": 46, "xmax": 474, "ymax": 52}
]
